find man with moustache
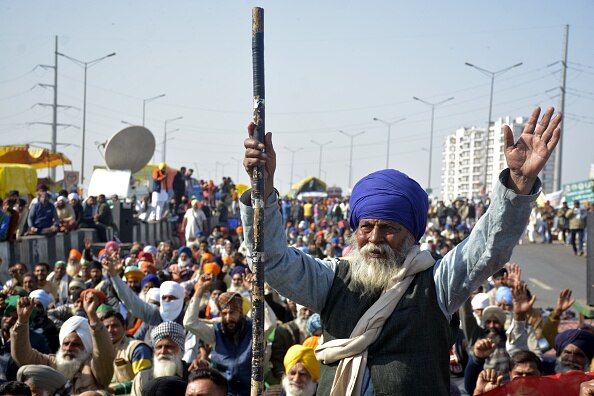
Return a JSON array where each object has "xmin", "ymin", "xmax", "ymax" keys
[
  {"xmin": 184, "ymin": 278, "xmax": 253, "ymax": 396},
  {"xmin": 101, "ymin": 309, "xmax": 153, "ymax": 395},
  {"xmin": 130, "ymin": 321, "xmax": 188, "ymax": 396},
  {"xmin": 280, "ymin": 345, "xmax": 320, "ymax": 396},
  {"xmin": 554, "ymin": 329, "xmax": 594, "ymax": 373},
  {"xmin": 10, "ymin": 292, "xmax": 115, "ymax": 394},
  {"xmin": 241, "ymin": 106, "xmax": 562, "ymax": 395}
]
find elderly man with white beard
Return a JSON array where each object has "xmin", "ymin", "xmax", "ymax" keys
[
  {"xmin": 11, "ymin": 292, "xmax": 115, "ymax": 393},
  {"xmin": 241, "ymin": 106, "xmax": 562, "ymax": 395},
  {"xmin": 130, "ymin": 321, "xmax": 188, "ymax": 396},
  {"xmin": 280, "ymin": 344, "xmax": 320, "ymax": 396}
]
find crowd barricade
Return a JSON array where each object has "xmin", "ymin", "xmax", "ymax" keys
[{"xmin": 0, "ymin": 220, "xmax": 174, "ymax": 267}]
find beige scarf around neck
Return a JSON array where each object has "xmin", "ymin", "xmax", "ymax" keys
[{"xmin": 314, "ymin": 245, "xmax": 435, "ymax": 396}]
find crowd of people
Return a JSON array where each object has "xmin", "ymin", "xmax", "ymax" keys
[{"xmin": 0, "ymin": 106, "xmax": 592, "ymax": 395}]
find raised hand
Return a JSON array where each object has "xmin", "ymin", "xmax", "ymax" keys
[
  {"xmin": 243, "ymin": 268, "xmax": 253, "ymax": 293},
  {"xmin": 83, "ymin": 291, "xmax": 99, "ymax": 325},
  {"xmin": 473, "ymin": 338, "xmax": 496, "ymax": 359},
  {"xmin": 16, "ymin": 297, "xmax": 35, "ymax": 323},
  {"xmin": 504, "ymin": 107, "xmax": 561, "ymax": 195},
  {"xmin": 102, "ymin": 250, "xmax": 123, "ymax": 278},
  {"xmin": 474, "ymin": 368, "xmax": 503, "ymax": 395},
  {"xmin": 243, "ymin": 122, "xmax": 276, "ymax": 199},
  {"xmin": 506, "ymin": 263, "xmax": 521, "ymax": 289},
  {"xmin": 554, "ymin": 288, "xmax": 574, "ymax": 316},
  {"xmin": 194, "ymin": 272, "xmax": 213, "ymax": 297},
  {"xmin": 512, "ymin": 282, "xmax": 536, "ymax": 321}
]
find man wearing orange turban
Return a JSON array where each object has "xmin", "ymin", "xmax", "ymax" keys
[{"xmin": 282, "ymin": 345, "xmax": 320, "ymax": 396}]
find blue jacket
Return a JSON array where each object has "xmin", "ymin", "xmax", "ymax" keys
[
  {"xmin": 28, "ymin": 201, "xmax": 58, "ymax": 229},
  {"xmin": 211, "ymin": 318, "xmax": 252, "ymax": 396}
]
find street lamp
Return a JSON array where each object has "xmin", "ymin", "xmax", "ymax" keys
[
  {"xmin": 311, "ymin": 140, "xmax": 332, "ymax": 180},
  {"xmin": 372, "ymin": 117, "xmax": 405, "ymax": 168},
  {"xmin": 338, "ymin": 130, "xmax": 365, "ymax": 189},
  {"xmin": 465, "ymin": 61, "xmax": 523, "ymax": 187},
  {"xmin": 284, "ymin": 147, "xmax": 304, "ymax": 190},
  {"xmin": 56, "ymin": 51, "xmax": 116, "ymax": 184},
  {"xmin": 413, "ymin": 95, "xmax": 454, "ymax": 193},
  {"xmin": 163, "ymin": 116, "xmax": 183, "ymax": 163},
  {"xmin": 142, "ymin": 93, "xmax": 166, "ymax": 127}
]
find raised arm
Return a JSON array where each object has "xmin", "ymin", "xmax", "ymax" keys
[
  {"xmin": 434, "ymin": 107, "xmax": 561, "ymax": 318},
  {"xmin": 102, "ymin": 253, "xmax": 161, "ymax": 325},
  {"xmin": 241, "ymin": 123, "xmax": 337, "ymax": 313},
  {"xmin": 84, "ymin": 291, "xmax": 115, "ymax": 388},
  {"xmin": 183, "ymin": 273, "xmax": 216, "ymax": 345},
  {"xmin": 11, "ymin": 297, "xmax": 52, "ymax": 367}
]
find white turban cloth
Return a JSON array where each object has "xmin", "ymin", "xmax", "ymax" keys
[
  {"xmin": 59, "ymin": 316, "xmax": 92, "ymax": 353},
  {"xmin": 146, "ymin": 287, "xmax": 161, "ymax": 303},
  {"xmin": 159, "ymin": 281, "xmax": 185, "ymax": 322}
]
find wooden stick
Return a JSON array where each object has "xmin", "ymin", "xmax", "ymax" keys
[{"xmin": 250, "ymin": 7, "xmax": 265, "ymax": 396}]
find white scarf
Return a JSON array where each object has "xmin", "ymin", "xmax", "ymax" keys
[{"xmin": 314, "ymin": 245, "xmax": 435, "ymax": 396}]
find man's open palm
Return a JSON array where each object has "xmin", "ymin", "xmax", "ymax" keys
[{"xmin": 504, "ymin": 106, "xmax": 561, "ymax": 180}]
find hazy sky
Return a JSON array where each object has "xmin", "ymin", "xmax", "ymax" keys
[{"xmin": 1, "ymin": 1, "xmax": 592, "ymax": 196}]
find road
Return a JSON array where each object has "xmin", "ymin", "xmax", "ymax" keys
[{"xmin": 510, "ymin": 239, "xmax": 589, "ymax": 310}]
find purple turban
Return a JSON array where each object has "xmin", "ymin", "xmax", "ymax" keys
[
  {"xmin": 349, "ymin": 169, "xmax": 428, "ymax": 242},
  {"xmin": 555, "ymin": 329, "xmax": 594, "ymax": 360}
]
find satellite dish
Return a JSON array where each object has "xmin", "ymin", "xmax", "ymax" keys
[{"xmin": 104, "ymin": 126, "xmax": 155, "ymax": 173}]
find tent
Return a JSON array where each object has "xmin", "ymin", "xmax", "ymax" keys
[
  {"xmin": 291, "ymin": 176, "xmax": 327, "ymax": 199},
  {"xmin": 0, "ymin": 145, "xmax": 72, "ymax": 169},
  {"xmin": 0, "ymin": 163, "xmax": 37, "ymax": 198}
]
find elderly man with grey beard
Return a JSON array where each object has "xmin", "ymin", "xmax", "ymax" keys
[
  {"xmin": 131, "ymin": 321, "xmax": 188, "ymax": 396},
  {"xmin": 10, "ymin": 292, "xmax": 115, "ymax": 394},
  {"xmin": 241, "ymin": 106, "xmax": 562, "ymax": 395}
]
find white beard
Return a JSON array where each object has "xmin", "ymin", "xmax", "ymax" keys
[
  {"xmin": 55, "ymin": 349, "xmax": 90, "ymax": 380},
  {"xmin": 282, "ymin": 376, "xmax": 317, "ymax": 396},
  {"xmin": 347, "ymin": 233, "xmax": 415, "ymax": 297},
  {"xmin": 555, "ymin": 356, "xmax": 588, "ymax": 373},
  {"xmin": 228, "ymin": 284, "xmax": 246, "ymax": 294},
  {"xmin": 153, "ymin": 351, "xmax": 184, "ymax": 378}
]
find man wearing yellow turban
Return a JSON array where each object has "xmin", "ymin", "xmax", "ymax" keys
[{"xmin": 282, "ymin": 344, "xmax": 319, "ymax": 396}]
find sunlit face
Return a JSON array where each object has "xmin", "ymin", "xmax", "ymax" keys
[
  {"xmin": 560, "ymin": 344, "xmax": 589, "ymax": 371},
  {"xmin": 287, "ymin": 362, "xmax": 313, "ymax": 388},
  {"xmin": 34, "ymin": 265, "xmax": 48, "ymax": 283},
  {"xmin": 155, "ymin": 337, "xmax": 180, "ymax": 357},
  {"xmin": 356, "ymin": 219, "xmax": 412, "ymax": 258},
  {"xmin": 103, "ymin": 316, "xmax": 125, "ymax": 344},
  {"xmin": 61, "ymin": 332, "xmax": 85, "ymax": 358},
  {"xmin": 221, "ymin": 307, "xmax": 242, "ymax": 335}
]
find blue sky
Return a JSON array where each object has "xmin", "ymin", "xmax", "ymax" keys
[{"xmin": 1, "ymin": 1, "xmax": 592, "ymax": 196}]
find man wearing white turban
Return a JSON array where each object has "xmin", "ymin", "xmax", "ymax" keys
[{"xmin": 10, "ymin": 292, "xmax": 115, "ymax": 394}]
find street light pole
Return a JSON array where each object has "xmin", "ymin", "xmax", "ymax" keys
[
  {"xmin": 413, "ymin": 96, "xmax": 454, "ymax": 193},
  {"xmin": 163, "ymin": 116, "xmax": 183, "ymax": 163},
  {"xmin": 284, "ymin": 147, "xmax": 304, "ymax": 190},
  {"xmin": 465, "ymin": 61, "xmax": 523, "ymax": 187},
  {"xmin": 142, "ymin": 93, "xmax": 166, "ymax": 127},
  {"xmin": 56, "ymin": 51, "xmax": 116, "ymax": 184},
  {"xmin": 372, "ymin": 117, "xmax": 405, "ymax": 168},
  {"xmin": 311, "ymin": 140, "xmax": 332, "ymax": 180},
  {"xmin": 339, "ymin": 130, "xmax": 365, "ymax": 189}
]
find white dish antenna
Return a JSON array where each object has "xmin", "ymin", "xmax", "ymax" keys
[{"xmin": 104, "ymin": 126, "xmax": 155, "ymax": 173}]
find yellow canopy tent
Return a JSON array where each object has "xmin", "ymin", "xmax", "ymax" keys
[
  {"xmin": 0, "ymin": 145, "xmax": 72, "ymax": 169},
  {"xmin": 291, "ymin": 176, "xmax": 327, "ymax": 195},
  {"xmin": 0, "ymin": 163, "xmax": 38, "ymax": 197}
]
